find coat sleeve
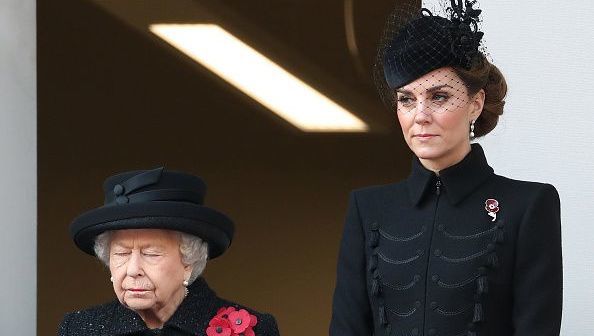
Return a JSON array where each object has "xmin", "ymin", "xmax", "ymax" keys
[
  {"xmin": 512, "ymin": 184, "xmax": 563, "ymax": 335},
  {"xmin": 329, "ymin": 191, "xmax": 372, "ymax": 336}
]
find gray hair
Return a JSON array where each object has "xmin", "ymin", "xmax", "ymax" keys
[{"xmin": 94, "ymin": 230, "xmax": 209, "ymax": 285}]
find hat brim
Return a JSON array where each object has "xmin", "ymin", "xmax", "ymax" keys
[{"xmin": 70, "ymin": 201, "xmax": 234, "ymax": 259}]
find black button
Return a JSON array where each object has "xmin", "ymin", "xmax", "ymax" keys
[
  {"xmin": 487, "ymin": 243, "xmax": 495, "ymax": 251},
  {"xmin": 371, "ymin": 280, "xmax": 380, "ymax": 296},
  {"xmin": 478, "ymin": 267, "xmax": 487, "ymax": 275},
  {"xmin": 415, "ymin": 300, "xmax": 421, "ymax": 308},
  {"xmin": 113, "ymin": 184, "xmax": 124, "ymax": 195},
  {"xmin": 434, "ymin": 249, "xmax": 442, "ymax": 256},
  {"xmin": 368, "ymin": 256, "xmax": 378, "ymax": 272},
  {"xmin": 411, "ymin": 328, "xmax": 419, "ymax": 335},
  {"xmin": 116, "ymin": 196, "xmax": 129, "ymax": 204},
  {"xmin": 370, "ymin": 222, "xmax": 379, "ymax": 230},
  {"xmin": 430, "ymin": 301, "xmax": 437, "ymax": 309},
  {"xmin": 414, "ymin": 274, "xmax": 421, "ymax": 282},
  {"xmin": 437, "ymin": 224, "xmax": 444, "ymax": 231},
  {"xmin": 428, "ymin": 328, "xmax": 437, "ymax": 336},
  {"xmin": 368, "ymin": 232, "xmax": 379, "ymax": 248},
  {"xmin": 431, "ymin": 274, "xmax": 439, "ymax": 282},
  {"xmin": 417, "ymin": 249, "xmax": 424, "ymax": 256},
  {"xmin": 372, "ymin": 269, "xmax": 380, "ymax": 279}
]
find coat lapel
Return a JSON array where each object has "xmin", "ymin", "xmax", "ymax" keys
[
  {"xmin": 406, "ymin": 144, "xmax": 494, "ymax": 206},
  {"xmin": 164, "ymin": 278, "xmax": 222, "ymax": 335}
]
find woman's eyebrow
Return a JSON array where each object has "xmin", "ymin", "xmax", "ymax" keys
[
  {"xmin": 111, "ymin": 242, "xmax": 165, "ymax": 249},
  {"xmin": 396, "ymin": 84, "xmax": 453, "ymax": 95},
  {"xmin": 111, "ymin": 241, "xmax": 132, "ymax": 248},
  {"xmin": 141, "ymin": 245, "xmax": 165, "ymax": 251},
  {"xmin": 426, "ymin": 84, "xmax": 454, "ymax": 92}
]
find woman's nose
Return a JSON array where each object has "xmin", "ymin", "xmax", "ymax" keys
[
  {"xmin": 126, "ymin": 251, "xmax": 144, "ymax": 277},
  {"xmin": 417, "ymin": 99, "xmax": 434, "ymax": 115},
  {"xmin": 414, "ymin": 100, "xmax": 432, "ymax": 123}
]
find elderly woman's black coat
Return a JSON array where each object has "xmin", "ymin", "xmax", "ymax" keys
[
  {"xmin": 330, "ymin": 144, "xmax": 562, "ymax": 336},
  {"xmin": 58, "ymin": 278, "xmax": 280, "ymax": 336}
]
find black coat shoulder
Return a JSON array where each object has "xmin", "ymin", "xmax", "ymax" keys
[
  {"xmin": 58, "ymin": 301, "xmax": 121, "ymax": 336},
  {"xmin": 58, "ymin": 300, "xmax": 279, "ymax": 336},
  {"xmin": 58, "ymin": 278, "xmax": 280, "ymax": 336},
  {"xmin": 492, "ymin": 174, "xmax": 558, "ymax": 193},
  {"xmin": 351, "ymin": 174, "xmax": 560, "ymax": 213},
  {"xmin": 353, "ymin": 182, "xmax": 405, "ymax": 198},
  {"xmin": 350, "ymin": 182, "xmax": 407, "ymax": 208}
]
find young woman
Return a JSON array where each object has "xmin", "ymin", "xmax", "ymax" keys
[{"xmin": 330, "ymin": 1, "xmax": 562, "ymax": 336}]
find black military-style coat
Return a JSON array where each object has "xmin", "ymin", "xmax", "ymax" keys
[
  {"xmin": 58, "ymin": 277, "xmax": 280, "ymax": 336},
  {"xmin": 330, "ymin": 144, "xmax": 562, "ymax": 336}
]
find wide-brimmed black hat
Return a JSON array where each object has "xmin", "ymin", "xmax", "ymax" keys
[{"xmin": 70, "ymin": 167, "xmax": 234, "ymax": 259}]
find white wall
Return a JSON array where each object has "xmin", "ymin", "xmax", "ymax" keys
[
  {"xmin": 423, "ymin": 0, "xmax": 594, "ymax": 334},
  {"xmin": 0, "ymin": 0, "xmax": 37, "ymax": 334}
]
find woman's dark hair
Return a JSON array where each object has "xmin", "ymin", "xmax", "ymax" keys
[{"xmin": 453, "ymin": 53, "xmax": 507, "ymax": 137}]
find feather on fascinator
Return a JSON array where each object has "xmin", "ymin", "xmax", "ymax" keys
[{"xmin": 373, "ymin": 0, "xmax": 486, "ymax": 110}]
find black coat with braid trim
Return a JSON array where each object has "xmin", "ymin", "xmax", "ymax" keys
[
  {"xmin": 58, "ymin": 277, "xmax": 280, "ymax": 336},
  {"xmin": 330, "ymin": 144, "xmax": 562, "ymax": 336}
]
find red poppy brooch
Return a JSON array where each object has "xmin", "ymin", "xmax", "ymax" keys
[
  {"xmin": 484, "ymin": 198, "xmax": 500, "ymax": 222},
  {"xmin": 206, "ymin": 307, "xmax": 258, "ymax": 336}
]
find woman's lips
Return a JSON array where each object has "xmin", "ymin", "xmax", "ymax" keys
[
  {"xmin": 126, "ymin": 289, "xmax": 151, "ymax": 297},
  {"xmin": 413, "ymin": 133, "xmax": 438, "ymax": 139}
]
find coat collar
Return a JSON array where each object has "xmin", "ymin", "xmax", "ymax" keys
[
  {"xmin": 108, "ymin": 277, "xmax": 220, "ymax": 335},
  {"xmin": 406, "ymin": 143, "xmax": 494, "ymax": 206}
]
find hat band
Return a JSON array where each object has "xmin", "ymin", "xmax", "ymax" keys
[{"xmin": 111, "ymin": 189, "xmax": 204, "ymax": 205}]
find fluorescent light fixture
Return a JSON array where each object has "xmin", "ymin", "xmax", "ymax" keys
[{"xmin": 150, "ymin": 24, "xmax": 369, "ymax": 132}]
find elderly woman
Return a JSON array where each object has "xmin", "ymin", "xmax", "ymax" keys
[
  {"xmin": 59, "ymin": 167, "xmax": 280, "ymax": 336},
  {"xmin": 330, "ymin": 1, "xmax": 562, "ymax": 336}
]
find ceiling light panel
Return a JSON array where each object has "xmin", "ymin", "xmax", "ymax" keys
[{"xmin": 150, "ymin": 24, "xmax": 369, "ymax": 132}]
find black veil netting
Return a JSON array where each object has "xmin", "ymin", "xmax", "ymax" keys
[{"xmin": 373, "ymin": 0, "xmax": 488, "ymax": 111}]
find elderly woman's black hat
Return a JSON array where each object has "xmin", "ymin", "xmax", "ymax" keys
[
  {"xmin": 70, "ymin": 167, "xmax": 234, "ymax": 259},
  {"xmin": 374, "ymin": 0, "xmax": 485, "ymax": 108}
]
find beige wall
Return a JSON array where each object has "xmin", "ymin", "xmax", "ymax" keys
[{"xmin": 0, "ymin": 0, "xmax": 37, "ymax": 334}]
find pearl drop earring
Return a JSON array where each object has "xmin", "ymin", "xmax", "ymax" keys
[
  {"xmin": 183, "ymin": 280, "xmax": 189, "ymax": 297},
  {"xmin": 470, "ymin": 119, "xmax": 476, "ymax": 139}
]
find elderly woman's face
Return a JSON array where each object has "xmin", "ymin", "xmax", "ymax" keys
[
  {"xmin": 109, "ymin": 229, "xmax": 192, "ymax": 314},
  {"xmin": 395, "ymin": 67, "xmax": 484, "ymax": 171}
]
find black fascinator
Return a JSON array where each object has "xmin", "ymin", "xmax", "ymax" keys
[{"xmin": 374, "ymin": 0, "xmax": 486, "ymax": 109}]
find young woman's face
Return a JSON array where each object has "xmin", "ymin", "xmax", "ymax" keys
[{"xmin": 395, "ymin": 67, "xmax": 484, "ymax": 172}]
